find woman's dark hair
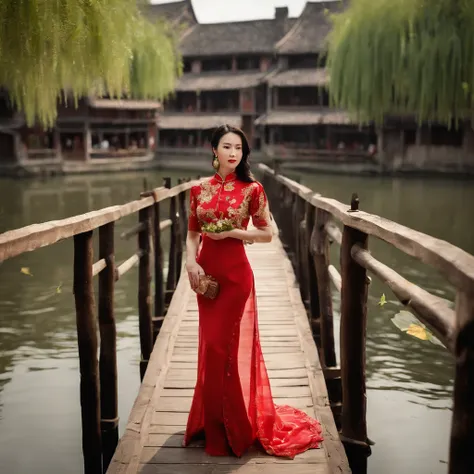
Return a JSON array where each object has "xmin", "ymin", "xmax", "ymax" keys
[{"xmin": 210, "ymin": 124, "xmax": 255, "ymax": 183}]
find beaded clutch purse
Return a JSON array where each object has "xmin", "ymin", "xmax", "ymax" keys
[{"xmin": 195, "ymin": 274, "xmax": 220, "ymax": 299}]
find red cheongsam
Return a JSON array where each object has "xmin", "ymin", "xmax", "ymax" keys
[{"xmin": 183, "ymin": 172, "xmax": 323, "ymax": 458}]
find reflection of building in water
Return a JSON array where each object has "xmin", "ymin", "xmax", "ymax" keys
[
  {"xmin": 147, "ymin": 0, "xmax": 474, "ymax": 174},
  {"xmin": 0, "ymin": 89, "xmax": 159, "ymax": 176}
]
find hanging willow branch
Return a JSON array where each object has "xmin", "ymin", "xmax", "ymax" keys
[
  {"xmin": 326, "ymin": 0, "xmax": 474, "ymax": 127},
  {"xmin": 0, "ymin": 0, "xmax": 182, "ymax": 127}
]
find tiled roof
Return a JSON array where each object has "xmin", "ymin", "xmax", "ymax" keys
[
  {"xmin": 141, "ymin": 0, "xmax": 197, "ymax": 26},
  {"xmin": 276, "ymin": 1, "xmax": 347, "ymax": 54},
  {"xmin": 179, "ymin": 18, "xmax": 291, "ymax": 57},
  {"xmin": 176, "ymin": 71, "xmax": 266, "ymax": 91},
  {"xmin": 88, "ymin": 99, "xmax": 161, "ymax": 110},
  {"xmin": 158, "ymin": 113, "xmax": 241, "ymax": 129},
  {"xmin": 268, "ymin": 68, "xmax": 328, "ymax": 87},
  {"xmin": 142, "ymin": 1, "xmax": 185, "ymax": 21},
  {"xmin": 255, "ymin": 109, "xmax": 352, "ymax": 125}
]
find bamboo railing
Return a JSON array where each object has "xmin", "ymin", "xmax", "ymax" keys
[
  {"xmin": 0, "ymin": 177, "xmax": 198, "ymax": 474},
  {"xmin": 260, "ymin": 162, "xmax": 474, "ymax": 474}
]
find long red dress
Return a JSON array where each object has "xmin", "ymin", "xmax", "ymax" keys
[{"xmin": 184, "ymin": 172, "xmax": 323, "ymax": 458}]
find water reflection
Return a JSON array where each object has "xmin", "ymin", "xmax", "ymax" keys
[
  {"xmin": 0, "ymin": 167, "xmax": 472, "ymax": 474},
  {"xmin": 294, "ymin": 172, "xmax": 473, "ymax": 473},
  {"xmin": 0, "ymin": 170, "xmax": 194, "ymax": 473}
]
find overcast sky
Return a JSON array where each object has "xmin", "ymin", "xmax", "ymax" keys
[{"xmin": 150, "ymin": 0, "xmax": 310, "ymax": 23}]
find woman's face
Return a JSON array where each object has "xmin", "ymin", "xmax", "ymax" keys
[{"xmin": 214, "ymin": 132, "xmax": 243, "ymax": 173}]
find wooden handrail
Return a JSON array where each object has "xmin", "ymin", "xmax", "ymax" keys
[
  {"xmin": 0, "ymin": 176, "xmax": 196, "ymax": 473},
  {"xmin": 259, "ymin": 163, "xmax": 474, "ymax": 295},
  {"xmin": 351, "ymin": 244, "xmax": 456, "ymax": 352},
  {"xmin": 260, "ymin": 163, "xmax": 474, "ymax": 474},
  {"xmin": 0, "ymin": 180, "xmax": 199, "ymax": 263},
  {"xmin": 328, "ymin": 264, "xmax": 342, "ymax": 292}
]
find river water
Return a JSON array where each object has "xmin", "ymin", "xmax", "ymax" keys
[{"xmin": 0, "ymin": 167, "xmax": 472, "ymax": 474}]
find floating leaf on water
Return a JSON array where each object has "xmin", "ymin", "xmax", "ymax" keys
[
  {"xmin": 377, "ymin": 293, "xmax": 387, "ymax": 306},
  {"xmin": 20, "ymin": 267, "xmax": 33, "ymax": 277},
  {"xmin": 391, "ymin": 310, "xmax": 416, "ymax": 331},
  {"xmin": 391, "ymin": 310, "xmax": 445, "ymax": 347},
  {"xmin": 406, "ymin": 324, "xmax": 429, "ymax": 340}
]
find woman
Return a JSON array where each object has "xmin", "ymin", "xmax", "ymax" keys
[{"xmin": 184, "ymin": 124, "xmax": 323, "ymax": 458}]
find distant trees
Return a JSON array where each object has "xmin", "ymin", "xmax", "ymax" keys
[
  {"xmin": 0, "ymin": 0, "xmax": 181, "ymax": 127},
  {"xmin": 326, "ymin": 0, "xmax": 474, "ymax": 126}
]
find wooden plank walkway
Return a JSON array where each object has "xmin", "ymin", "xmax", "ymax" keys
[{"xmin": 108, "ymin": 233, "xmax": 350, "ymax": 474}]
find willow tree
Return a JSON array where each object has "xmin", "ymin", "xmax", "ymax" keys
[
  {"xmin": 0, "ymin": 0, "xmax": 181, "ymax": 127},
  {"xmin": 326, "ymin": 0, "xmax": 474, "ymax": 126}
]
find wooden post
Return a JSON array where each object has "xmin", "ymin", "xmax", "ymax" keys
[
  {"xmin": 340, "ymin": 224, "xmax": 370, "ymax": 470},
  {"xmin": 178, "ymin": 180, "xmax": 188, "ymax": 244},
  {"xmin": 311, "ymin": 209, "xmax": 337, "ymax": 368},
  {"xmin": 299, "ymin": 218, "xmax": 309, "ymax": 306},
  {"xmin": 305, "ymin": 202, "xmax": 320, "ymax": 339},
  {"xmin": 273, "ymin": 158, "xmax": 281, "ymax": 175},
  {"xmin": 294, "ymin": 196, "xmax": 308, "ymax": 305},
  {"xmin": 175, "ymin": 184, "xmax": 184, "ymax": 284},
  {"xmin": 73, "ymin": 231, "xmax": 102, "ymax": 474},
  {"xmin": 292, "ymin": 194, "xmax": 301, "ymax": 278},
  {"xmin": 449, "ymin": 291, "xmax": 474, "ymax": 474},
  {"xmin": 281, "ymin": 188, "xmax": 294, "ymax": 253},
  {"xmin": 153, "ymin": 200, "xmax": 165, "ymax": 339},
  {"xmin": 138, "ymin": 206, "xmax": 153, "ymax": 380},
  {"xmin": 98, "ymin": 223, "xmax": 118, "ymax": 472},
  {"xmin": 165, "ymin": 178, "xmax": 178, "ymax": 303}
]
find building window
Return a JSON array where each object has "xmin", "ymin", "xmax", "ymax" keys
[
  {"xmin": 201, "ymin": 58, "xmax": 232, "ymax": 72},
  {"xmin": 404, "ymin": 129, "xmax": 416, "ymax": 146},
  {"xmin": 236, "ymin": 56, "xmax": 260, "ymax": 70},
  {"xmin": 430, "ymin": 125, "xmax": 463, "ymax": 147},
  {"xmin": 288, "ymin": 54, "xmax": 321, "ymax": 69},
  {"xmin": 183, "ymin": 60, "xmax": 192, "ymax": 73}
]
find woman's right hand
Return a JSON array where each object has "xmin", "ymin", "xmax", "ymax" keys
[{"xmin": 186, "ymin": 260, "xmax": 205, "ymax": 291}]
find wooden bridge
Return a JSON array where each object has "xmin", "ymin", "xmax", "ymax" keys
[
  {"xmin": 0, "ymin": 164, "xmax": 473, "ymax": 474},
  {"xmin": 107, "ymin": 230, "xmax": 348, "ymax": 474}
]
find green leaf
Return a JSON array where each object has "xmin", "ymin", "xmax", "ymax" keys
[
  {"xmin": 20, "ymin": 267, "xmax": 33, "ymax": 277},
  {"xmin": 326, "ymin": 0, "xmax": 474, "ymax": 126},
  {"xmin": 377, "ymin": 293, "xmax": 387, "ymax": 306}
]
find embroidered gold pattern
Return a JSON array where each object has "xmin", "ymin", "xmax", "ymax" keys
[
  {"xmin": 198, "ymin": 180, "xmax": 221, "ymax": 204},
  {"xmin": 198, "ymin": 209, "xmax": 218, "ymax": 223},
  {"xmin": 252, "ymin": 188, "xmax": 270, "ymax": 226},
  {"xmin": 192, "ymin": 178, "xmax": 268, "ymax": 231},
  {"xmin": 226, "ymin": 185, "xmax": 255, "ymax": 229}
]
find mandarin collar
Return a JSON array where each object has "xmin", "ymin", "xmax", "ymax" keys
[{"xmin": 214, "ymin": 172, "xmax": 236, "ymax": 183}]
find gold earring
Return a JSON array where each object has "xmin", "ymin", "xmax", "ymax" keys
[{"xmin": 212, "ymin": 155, "xmax": 219, "ymax": 170}]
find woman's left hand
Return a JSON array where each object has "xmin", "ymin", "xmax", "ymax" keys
[{"xmin": 203, "ymin": 231, "xmax": 231, "ymax": 240}]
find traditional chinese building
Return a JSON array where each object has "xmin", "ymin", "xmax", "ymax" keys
[
  {"xmin": 156, "ymin": 4, "xmax": 295, "ymax": 153},
  {"xmin": 0, "ymin": 91, "xmax": 160, "ymax": 176},
  {"xmin": 152, "ymin": 0, "xmax": 474, "ymax": 174},
  {"xmin": 153, "ymin": 0, "xmax": 374, "ymax": 165},
  {"xmin": 255, "ymin": 1, "xmax": 376, "ymax": 163}
]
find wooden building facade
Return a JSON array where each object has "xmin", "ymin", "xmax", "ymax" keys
[
  {"xmin": 152, "ymin": 0, "xmax": 474, "ymax": 174},
  {"xmin": 256, "ymin": 2, "xmax": 375, "ymax": 162},
  {"xmin": 155, "ymin": 4, "xmax": 294, "ymax": 152},
  {"xmin": 0, "ymin": 92, "xmax": 159, "ymax": 175},
  {"xmin": 153, "ymin": 1, "xmax": 375, "ymax": 163},
  {"xmin": 1, "ymin": 0, "xmax": 473, "ymax": 175}
]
